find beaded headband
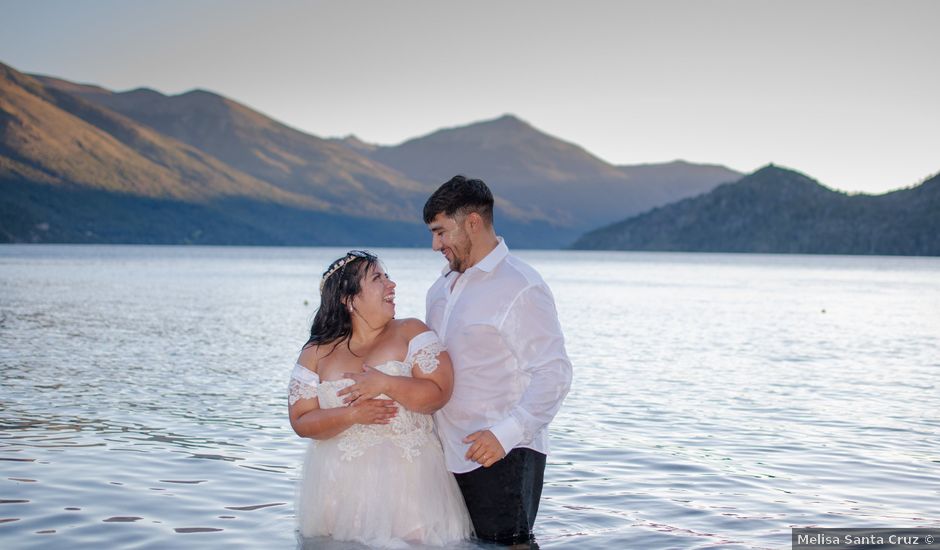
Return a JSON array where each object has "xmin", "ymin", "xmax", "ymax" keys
[{"xmin": 319, "ymin": 251, "xmax": 371, "ymax": 294}]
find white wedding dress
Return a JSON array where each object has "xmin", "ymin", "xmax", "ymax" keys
[{"xmin": 289, "ymin": 331, "xmax": 472, "ymax": 547}]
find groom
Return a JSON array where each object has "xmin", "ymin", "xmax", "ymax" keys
[{"xmin": 423, "ymin": 175, "xmax": 572, "ymax": 544}]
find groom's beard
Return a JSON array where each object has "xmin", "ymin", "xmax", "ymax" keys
[{"xmin": 450, "ymin": 240, "xmax": 473, "ymax": 273}]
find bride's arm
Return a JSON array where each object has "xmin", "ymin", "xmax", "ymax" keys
[
  {"xmin": 290, "ymin": 397, "xmax": 397, "ymax": 440},
  {"xmin": 288, "ymin": 347, "xmax": 398, "ymax": 440},
  {"xmin": 343, "ymin": 360, "xmax": 452, "ymax": 415},
  {"xmin": 339, "ymin": 320, "xmax": 454, "ymax": 415}
]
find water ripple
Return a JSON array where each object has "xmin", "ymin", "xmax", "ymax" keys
[{"xmin": 2, "ymin": 246, "xmax": 940, "ymax": 548}]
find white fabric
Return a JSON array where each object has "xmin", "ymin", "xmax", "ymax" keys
[
  {"xmin": 288, "ymin": 364, "xmax": 320, "ymax": 405},
  {"xmin": 406, "ymin": 330, "xmax": 445, "ymax": 374},
  {"xmin": 322, "ymin": 361, "xmax": 433, "ymax": 462},
  {"xmin": 427, "ymin": 238, "xmax": 573, "ymax": 474},
  {"xmin": 294, "ymin": 336, "xmax": 472, "ymax": 546}
]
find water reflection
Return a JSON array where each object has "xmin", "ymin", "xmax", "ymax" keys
[{"xmin": 2, "ymin": 246, "xmax": 939, "ymax": 548}]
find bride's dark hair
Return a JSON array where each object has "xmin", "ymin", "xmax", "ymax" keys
[{"xmin": 304, "ymin": 250, "xmax": 379, "ymax": 355}]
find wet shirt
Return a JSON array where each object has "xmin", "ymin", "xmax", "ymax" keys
[{"xmin": 427, "ymin": 238, "xmax": 573, "ymax": 473}]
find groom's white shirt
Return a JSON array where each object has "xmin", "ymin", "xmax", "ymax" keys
[{"xmin": 427, "ymin": 238, "xmax": 572, "ymax": 473}]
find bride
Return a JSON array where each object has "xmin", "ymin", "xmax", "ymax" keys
[{"xmin": 288, "ymin": 250, "xmax": 473, "ymax": 546}]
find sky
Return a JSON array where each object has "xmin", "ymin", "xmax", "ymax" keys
[{"xmin": 2, "ymin": 0, "xmax": 938, "ymax": 194}]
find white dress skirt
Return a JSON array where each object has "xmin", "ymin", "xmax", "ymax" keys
[{"xmin": 290, "ymin": 332, "xmax": 472, "ymax": 547}]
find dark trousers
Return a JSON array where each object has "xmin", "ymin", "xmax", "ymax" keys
[{"xmin": 454, "ymin": 448, "xmax": 547, "ymax": 545}]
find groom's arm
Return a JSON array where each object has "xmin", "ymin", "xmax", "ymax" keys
[{"xmin": 489, "ymin": 283, "xmax": 573, "ymax": 454}]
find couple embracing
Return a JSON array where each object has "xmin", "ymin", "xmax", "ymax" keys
[{"xmin": 288, "ymin": 176, "xmax": 573, "ymax": 546}]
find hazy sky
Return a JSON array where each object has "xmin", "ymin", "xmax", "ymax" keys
[{"xmin": 3, "ymin": 0, "xmax": 937, "ymax": 193}]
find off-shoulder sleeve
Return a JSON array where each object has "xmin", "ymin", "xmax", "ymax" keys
[
  {"xmin": 288, "ymin": 364, "xmax": 320, "ymax": 405},
  {"xmin": 405, "ymin": 331, "xmax": 446, "ymax": 375}
]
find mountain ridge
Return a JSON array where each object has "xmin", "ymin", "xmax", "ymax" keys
[
  {"xmin": 572, "ymin": 165, "xmax": 940, "ymax": 256},
  {"xmin": 33, "ymin": 74, "xmax": 428, "ymax": 220},
  {"xmin": 365, "ymin": 114, "xmax": 741, "ymax": 228},
  {"xmin": 2, "ymin": 63, "xmax": 305, "ymax": 204},
  {"xmin": 8, "ymin": 61, "xmax": 930, "ymax": 254},
  {"xmin": 25, "ymin": 65, "xmax": 741, "ymax": 242},
  {"xmin": 2, "ymin": 63, "xmax": 426, "ymax": 245}
]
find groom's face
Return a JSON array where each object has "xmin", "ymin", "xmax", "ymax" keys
[{"xmin": 428, "ymin": 212, "xmax": 472, "ymax": 273}]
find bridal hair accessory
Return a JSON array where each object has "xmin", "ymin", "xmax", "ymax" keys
[{"xmin": 320, "ymin": 250, "xmax": 373, "ymax": 293}]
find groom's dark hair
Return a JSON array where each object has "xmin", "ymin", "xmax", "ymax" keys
[{"xmin": 423, "ymin": 175, "xmax": 494, "ymax": 226}]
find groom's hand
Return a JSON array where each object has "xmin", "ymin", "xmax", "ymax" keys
[{"xmin": 464, "ymin": 430, "xmax": 506, "ymax": 468}]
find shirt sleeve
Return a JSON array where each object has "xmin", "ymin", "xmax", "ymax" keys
[{"xmin": 489, "ymin": 283, "xmax": 573, "ymax": 453}]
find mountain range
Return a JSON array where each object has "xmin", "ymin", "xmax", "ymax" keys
[
  {"xmin": 1, "ymin": 60, "xmax": 740, "ymax": 247},
  {"xmin": 573, "ymin": 165, "xmax": 939, "ymax": 256},
  {"xmin": 2, "ymin": 60, "xmax": 935, "ymax": 254}
]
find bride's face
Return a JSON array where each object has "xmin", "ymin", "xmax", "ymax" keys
[{"xmin": 350, "ymin": 264, "xmax": 396, "ymax": 323}]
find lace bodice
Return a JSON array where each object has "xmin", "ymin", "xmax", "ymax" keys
[
  {"xmin": 288, "ymin": 331, "xmax": 445, "ymax": 462},
  {"xmin": 319, "ymin": 361, "xmax": 433, "ymax": 462}
]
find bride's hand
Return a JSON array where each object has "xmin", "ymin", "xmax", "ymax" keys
[
  {"xmin": 348, "ymin": 398, "xmax": 398, "ymax": 425},
  {"xmin": 339, "ymin": 365, "xmax": 390, "ymax": 405}
]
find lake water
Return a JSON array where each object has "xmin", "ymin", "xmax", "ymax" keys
[{"xmin": 1, "ymin": 245, "xmax": 938, "ymax": 549}]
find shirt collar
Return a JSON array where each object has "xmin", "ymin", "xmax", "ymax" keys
[
  {"xmin": 439, "ymin": 237, "xmax": 509, "ymax": 276},
  {"xmin": 473, "ymin": 237, "xmax": 508, "ymax": 273}
]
